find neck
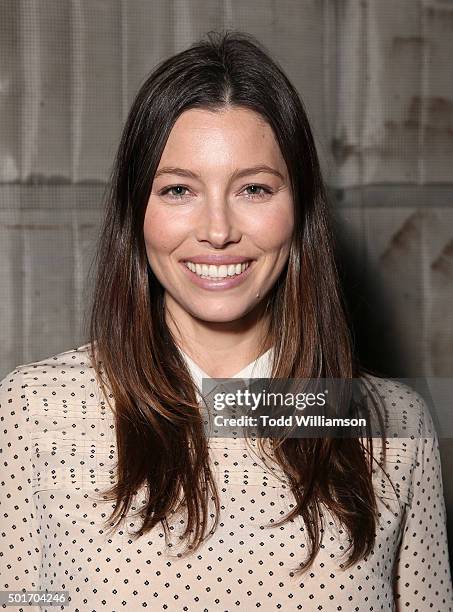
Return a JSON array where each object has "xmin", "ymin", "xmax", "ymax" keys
[{"xmin": 164, "ymin": 293, "xmax": 272, "ymax": 378}]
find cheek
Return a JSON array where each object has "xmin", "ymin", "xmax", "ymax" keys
[
  {"xmin": 249, "ymin": 205, "xmax": 294, "ymax": 250},
  {"xmin": 143, "ymin": 202, "xmax": 188, "ymax": 254}
]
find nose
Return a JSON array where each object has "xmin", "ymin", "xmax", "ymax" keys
[{"xmin": 195, "ymin": 197, "xmax": 241, "ymax": 248}]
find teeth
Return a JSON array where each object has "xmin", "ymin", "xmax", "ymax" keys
[{"xmin": 185, "ymin": 261, "xmax": 251, "ymax": 279}]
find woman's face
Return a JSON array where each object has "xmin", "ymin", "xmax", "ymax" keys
[{"xmin": 144, "ymin": 106, "xmax": 294, "ymax": 324}]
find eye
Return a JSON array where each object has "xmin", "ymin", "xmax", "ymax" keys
[
  {"xmin": 159, "ymin": 185, "xmax": 192, "ymax": 200},
  {"xmin": 242, "ymin": 184, "xmax": 273, "ymax": 200}
]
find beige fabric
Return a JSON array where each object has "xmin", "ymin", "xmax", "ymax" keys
[{"xmin": 0, "ymin": 343, "xmax": 452, "ymax": 611}]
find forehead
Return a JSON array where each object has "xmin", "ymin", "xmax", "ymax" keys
[{"xmin": 158, "ymin": 106, "xmax": 285, "ymax": 170}]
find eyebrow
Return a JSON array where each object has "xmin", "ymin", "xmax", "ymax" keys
[{"xmin": 154, "ymin": 164, "xmax": 285, "ymax": 181}]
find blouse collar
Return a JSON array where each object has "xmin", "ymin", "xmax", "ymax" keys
[{"xmin": 177, "ymin": 345, "xmax": 274, "ymax": 392}]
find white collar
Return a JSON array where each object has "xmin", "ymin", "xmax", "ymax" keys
[{"xmin": 177, "ymin": 345, "xmax": 274, "ymax": 393}]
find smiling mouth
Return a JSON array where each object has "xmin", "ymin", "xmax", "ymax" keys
[{"xmin": 183, "ymin": 261, "xmax": 252, "ymax": 280}]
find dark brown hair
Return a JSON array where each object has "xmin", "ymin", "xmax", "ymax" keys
[{"xmin": 86, "ymin": 29, "xmax": 391, "ymax": 575}]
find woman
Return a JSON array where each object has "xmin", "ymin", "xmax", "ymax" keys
[{"xmin": 1, "ymin": 30, "xmax": 451, "ymax": 611}]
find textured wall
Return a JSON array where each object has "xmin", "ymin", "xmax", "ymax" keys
[{"xmin": 1, "ymin": 0, "xmax": 452, "ymax": 555}]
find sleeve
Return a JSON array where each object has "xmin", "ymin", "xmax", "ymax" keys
[
  {"xmin": 393, "ymin": 394, "xmax": 453, "ymax": 611},
  {"xmin": 0, "ymin": 367, "xmax": 42, "ymax": 612}
]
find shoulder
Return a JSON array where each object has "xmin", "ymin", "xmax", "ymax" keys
[
  {"xmin": 360, "ymin": 374, "xmax": 437, "ymax": 508},
  {"xmin": 1, "ymin": 342, "xmax": 109, "ymax": 411},
  {"xmin": 1, "ymin": 344, "xmax": 117, "ymax": 495},
  {"xmin": 360, "ymin": 373, "xmax": 434, "ymax": 439}
]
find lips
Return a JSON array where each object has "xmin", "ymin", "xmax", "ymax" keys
[{"xmin": 180, "ymin": 258, "xmax": 255, "ymax": 290}]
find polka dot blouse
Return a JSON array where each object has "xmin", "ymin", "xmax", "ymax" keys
[{"xmin": 1, "ymin": 343, "xmax": 452, "ymax": 611}]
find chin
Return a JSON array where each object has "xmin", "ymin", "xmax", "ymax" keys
[{"xmin": 189, "ymin": 303, "xmax": 255, "ymax": 324}]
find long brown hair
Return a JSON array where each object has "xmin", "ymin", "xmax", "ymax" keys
[{"xmin": 86, "ymin": 29, "xmax": 391, "ymax": 574}]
